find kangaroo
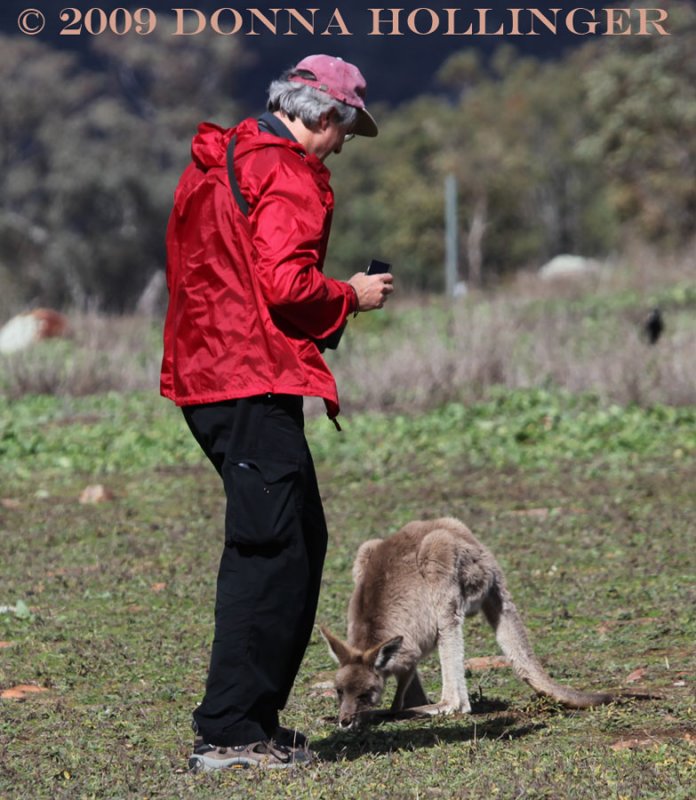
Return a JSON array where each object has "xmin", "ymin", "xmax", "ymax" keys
[{"xmin": 321, "ymin": 517, "xmax": 615, "ymax": 729}]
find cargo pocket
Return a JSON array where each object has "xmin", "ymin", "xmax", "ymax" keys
[{"xmin": 224, "ymin": 458, "xmax": 302, "ymax": 546}]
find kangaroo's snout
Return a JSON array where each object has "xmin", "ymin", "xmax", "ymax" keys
[{"xmin": 338, "ymin": 714, "xmax": 358, "ymax": 730}]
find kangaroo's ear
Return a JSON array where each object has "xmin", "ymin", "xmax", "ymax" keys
[
  {"xmin": 365, "ymin": 636, "xmax": 404, "ymax": 672},
  {"xmin": 319, "ymin": 626, "xmax": 358, "ymax": 667}
]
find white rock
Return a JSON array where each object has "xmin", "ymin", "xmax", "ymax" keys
[{"xmin": 538, "ymin": 254, "xmax": 600, "ymax": 280}]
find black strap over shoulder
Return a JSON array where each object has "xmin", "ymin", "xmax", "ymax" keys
[
  {"xmin": 227, "ymin": 116, "xmax": 294, "ymax": 217},
  {"xmin": 227, "ymin": 135, "xmax": 249, "ymax": 217}
]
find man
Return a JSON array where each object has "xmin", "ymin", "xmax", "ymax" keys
[{"xmin": 160, "ymin": 55, "xmax": 393, "ymax": 771}]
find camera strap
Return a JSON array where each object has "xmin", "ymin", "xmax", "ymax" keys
[
  {"xmin": 226, "ymin": 116, "xmax": 289, "ymax": 218},
  {"xmin": 226, "ymin": 135, "xmax": 249, "ymax": 218}
]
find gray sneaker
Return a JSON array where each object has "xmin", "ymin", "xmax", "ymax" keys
[{"xmin": 189, "ymin": 739, "xmax": 313, "ymax": 773}]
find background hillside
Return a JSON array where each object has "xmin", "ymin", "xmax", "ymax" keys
[{"xmin": 0, "ymin": 0, "xmax": 694, "ymax": 314}]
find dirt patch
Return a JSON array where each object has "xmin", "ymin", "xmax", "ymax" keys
[
  {"xmin": 466, "ymin": 656, "xmax": 511, "ymax": 671},
  {"xmin": 1, "ymin": 685, "xmax": 50, "ymax": 700},
  {"xmin": 610, "ymin": 727, "xmax": 696, "ymax": 751}
]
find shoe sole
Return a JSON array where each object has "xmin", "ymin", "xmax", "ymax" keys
[{"xmin": 189, "ymin": 752, "xmax": 312, "ymax": 773}]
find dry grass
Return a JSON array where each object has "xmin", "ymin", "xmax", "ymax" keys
[
  {"xmin": 330, "ymin": 245, "xmax": 696, "ymax": 412},
  {"xmin": 0, "ymin": 313, "xmax": 161, "ymax": 399},
  {"xmin": 1, "ymin": 244, "xmax": 694, "ymax": 409}
]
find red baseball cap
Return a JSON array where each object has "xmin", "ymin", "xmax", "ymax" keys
[{"xmin": 289, "ymin": 54, "xmax": 378, "ymax": 137}]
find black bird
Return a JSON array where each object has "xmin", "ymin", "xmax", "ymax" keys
[{"xmin": 643, "ymin": 307, "xmax": 664, "ymax": 345}]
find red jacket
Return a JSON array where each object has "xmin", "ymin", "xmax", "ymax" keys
[{"xmin": 160, "ymin": 118, "xmax": 357, "ymax": 419}]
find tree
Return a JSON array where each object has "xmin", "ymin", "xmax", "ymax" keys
[
  {"xmin": 579, "ymin": 1, "xmax": 696, "ymax": 246},
  {"xmin": 330, "ymin": 96, "xmax": 450, "ymax": 291},
  {"xmin": 442, "ymin": 47, "xmax": 619, "ymax": 284},
  {"xmin": 330, "ymin": 43, "xmax": 621, "ymax": 292},
  {"xmin": 0, "ymin": 25, "xmax": 248, "ymax": 314}
]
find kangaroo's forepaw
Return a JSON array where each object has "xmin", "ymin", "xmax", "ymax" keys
[{"xmin": 406, "ymin": 700, "xmax": 471, "ymax": 717}]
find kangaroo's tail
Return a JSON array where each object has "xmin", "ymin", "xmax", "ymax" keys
[{"xmin": 481, "ymin": 581, "xmax": 614, "ymax": 709}]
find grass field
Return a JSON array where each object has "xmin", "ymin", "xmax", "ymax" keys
[
  {"xmin": 1, "ymin": 386, "xmax": 694, "ymax": 799},
  {"xmin": 1, "ymin": 253, "xmax": 694, "ymax": 797}
]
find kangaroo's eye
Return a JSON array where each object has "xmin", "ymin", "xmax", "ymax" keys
[
  {"xmin": 358, "ymin": 693, "xmax": 372, "ymax": 703},
  {"xmin": 336, "ymin": 688, "xmax": 344, "ymax": 698}
]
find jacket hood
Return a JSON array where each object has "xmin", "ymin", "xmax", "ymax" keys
[
  {"xmin": 190, "ymin": 118, "xmax": 329, "ymax": 178},
  {"xmin": 190, "ymin": 122, "xmax": 230, "ymax": 170}
]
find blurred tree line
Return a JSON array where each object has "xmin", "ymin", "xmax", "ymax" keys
[{"xmin": 0, "ymin": 2, "xmax": 694, "ymax": 312}]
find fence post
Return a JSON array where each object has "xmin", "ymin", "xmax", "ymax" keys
[{"xmin": 444, "ymin": 173, "xmax": 458, "ymax": 298}]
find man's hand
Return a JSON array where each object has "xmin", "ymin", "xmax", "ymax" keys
[{"xmin": 348, "ymin": 271, "xmax": 394, "ymax": 312}]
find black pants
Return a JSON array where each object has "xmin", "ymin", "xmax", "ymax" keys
[{"xmin": 182, "ymin": 394, "xmax": 328, "ymax": 747}]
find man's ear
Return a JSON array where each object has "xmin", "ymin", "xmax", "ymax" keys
[
  {"xmin": 318, "ymin": 111, "xmax": 333, "ymax": 132},
  {"xmin": 364, "ymin": 636, "xmax": 403, "ymax": 672},
  {"xmin": 319, "ymin": 626, "xmax": 359, "ymax": 667}
]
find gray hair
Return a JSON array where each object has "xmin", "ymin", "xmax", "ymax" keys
[{"xmin": 267, "ymin": 72, "xmax": 358, "ymax": 131}]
